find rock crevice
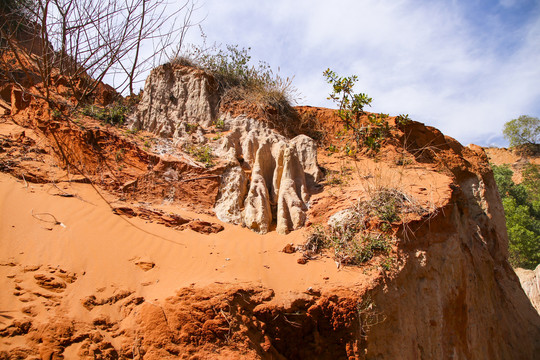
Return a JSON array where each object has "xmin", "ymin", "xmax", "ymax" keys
[{"xmin": 131, "ymin": 64, "xmax": 322, "ymax": 233}]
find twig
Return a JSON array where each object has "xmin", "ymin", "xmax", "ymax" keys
[
  {"xmin": 21, "ymin": 173, "xmax": 28, "ymax": 188},
  {"xmin": 51, "ymin": 181, "xmax": 95, "ymax": 205},
  {"xmin": 282, "ymin": 315, "xmax": 302, "ymax": 328},
  {"xmin": 219, "ymin": 308, "xmax": 233, "ymax": 342},
  {"xmin": 31, "ymin": 209, "xmax": 66, "ymax": 228},
  {"xmin": 52, "ymin": 182, "xmax": 74, "ymax": 197}
]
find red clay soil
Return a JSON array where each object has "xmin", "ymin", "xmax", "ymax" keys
[
  {"xmin": 1, "ymin": 46, "xmax": 539, "ymax": 358},
  {"xmin": 484, "ymin": 146, "xmax": 540, "ymax": 183}
]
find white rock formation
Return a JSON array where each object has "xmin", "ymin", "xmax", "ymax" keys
[
  {"xmin": 290, "ymin": 134, "xmax": 323, "ymax": 185},
  {"xmin": 214, "ymin": 149, "xmax": 248, "ymax": 224},
  {"xmin": 130, "ymin": 64, "xmax": 219, "ymax": 138},
  {"xmin": 243, "ymin": 143, "xmax": 274, "ymax": 233},
  {"xmin": 216, "ymin": 115, "xmax": 318, "ymax": 234},
  {"xmin": 131, "ymin": 64, "xmax": 322, "ymax": 234},
  {"xmin": 515, "ymin": 264, "xmax": 540, "ymax": 314},
  {"xmin": 274, "ymin": 146, "xmax": 308, "ymax": 234}
]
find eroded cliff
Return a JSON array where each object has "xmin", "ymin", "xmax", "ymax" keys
[
  {"xmin": 0, "ymin": 57, "xmax": 539, "ymax": 359},
  {"xmin": 131, "ymin": 64, "xmax": 322, "ymax": 234}
]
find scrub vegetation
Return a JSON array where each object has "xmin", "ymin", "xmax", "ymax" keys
[{"xmin": 493, "ymin": 163, "xmax": 540, "ymax": 269}]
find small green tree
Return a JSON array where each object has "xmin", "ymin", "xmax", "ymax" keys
[
  {"xmin": 522, "ymin": 163, "xmax": 540, "ymax": 203},
  {"xmin": 323, "ymin": 69, "xmax": 372, "ymax": 129},
  {"xmin": 323, "ymin": 69, "xmax": 390, "ymax": 153},
  {"xmin": 503, "ymin": 115, "xmax": 539, "ymax": 147}
]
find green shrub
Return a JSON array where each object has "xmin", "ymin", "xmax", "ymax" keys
[
  {"xmin": 370, "ymin": 189, "xmax": 402, "ymax": 224},
  {"xmin": 380, "ymin": 256, "xmax": 395, "ymax": 272},
  {"xmin": 327, "ymin": 144, "xmax": 338, "ymax": 153},
  {"xmin": 327, "ymin": 228, "xmax": 391, "ymax": 265},
  {"xmin": 52, "ymin": 109, "xmax": 62, "ymax": 119},
  {"xmin": 303, "ymin": 188, "xmax": 425, "ymax": 266},
  {"xmin": 115, "ymin": 149, "xmax": 125, "ymax": 162},
  {"xmin": 303, "ymin": 187, "xmax": 426, "ymax": 267},
  {"xmin": 185, "ymin": 123, "xmax": 199, "ymax": 134},
  {"xmin": 81, "ymin": 103, "xmax": 128, "ymax": 126},
  {"xmin": 172, "ymin": 45, "xmax": 297, "ymax": 112},
  {"xmin": 492, "ymin": 164, "xmax": 540, "ymax": 269},
  {"xmin": 301, "ymin": 225, "xmax": 328, "ymax": 259},
  {"xmin": 395, "ymin": 114, "xmax": 412, "ymax": 126},
  {"xmin": 323, "ymin": 69, "xmax": 392, "ymax": 154},
  {"xmin": 360, "ymin": 114, "xmax": 391, "ymax": 153},
  {"xmin": 214, "ymin": 118, "xmax": 225, "ymax": 130},
  {"xmin": 183, "ymin": 143, "xmax": 214, "ymax": 168},
  {"xmin": 324, "ymin": 166, "xmax": 351, "ymax": 186}
]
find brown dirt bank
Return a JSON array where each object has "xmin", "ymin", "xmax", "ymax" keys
[{"xmin": 1, "ymin": 57, "xmax": 539, "ymax": 358}]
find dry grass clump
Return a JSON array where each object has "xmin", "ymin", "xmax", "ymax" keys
[
  {"xmin": 303, "ymin": 187, "xmax": 426, "ymax": 267},
  {"xmin": 368, "ymin": 187, "xmax": 429, "ymax": 224},
  {"xmin": 299, "ymin": 225, "xmax": 327, "ymax": 260},
  {"xmin": 182, "ymin": 143, "xmax": 214, "ymax": 168},
  {"xmin": 170, "ymin": 45, "xmax": 298, "ymax": 116}
]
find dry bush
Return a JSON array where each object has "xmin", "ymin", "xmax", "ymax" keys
[
  {"xmin": 303, "ymin": 187, "xmax": 427, "ymax": 267},
  {"xmin": 170, "ymin": 44, "xmax": 299, "ymax": 130}
]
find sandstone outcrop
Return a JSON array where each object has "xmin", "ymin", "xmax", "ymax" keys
[
  {"xmin": 4, "ymin": 43, "xmax": 540, "ymax": 359},
  {"xmin": 516, "ymin": 264, "xmax": 540, "ymax": 314},
  {"xmin": 214, "ymin": 150, "xmax": 249, "ymax": 224},
  {"xmin": 131, "ymin": 64, "xmax": 322, "ymax": 234},
  {"xmin": 242, "ymin": 143, "xmax": 274, "ymax": 233},
  {"xmin": 218, "ymin": 118, "xmax": 315, "ymax": 234},
  {"xmin": 130, "ymin": 64, "xmax": 219, "ymax": 138},
  {"xmin": 359, "ymin": 121, "xmax": 540, "ymax": 359},
  {"xmin": 290, "ymin": 134, "xmax": 323, "ymax": 185},
  {"xmin": 217, "ymin": 116, "xmax": 317, "ymax": 233}
]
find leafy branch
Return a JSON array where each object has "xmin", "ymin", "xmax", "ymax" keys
[{"xmin": 323, "ymin": 69, "xmax": 391, "ymax": 154}]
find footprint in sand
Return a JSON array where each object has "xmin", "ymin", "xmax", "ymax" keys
[
  {"xmin": 129, "ymin": 257, "xmax": 155, "ymax": 272},
  {"xmin": 7, "ymin": 264, "xmax": 79, "ymax": 310},
  {"xmin": 33, "ymin": 274, "xmax": 67, "ymax": 292},
  {"xmin": 81, "ymin": 286, "xmax": 144, "ymax": 318}
]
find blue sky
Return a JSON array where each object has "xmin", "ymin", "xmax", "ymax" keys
[{"xmin": 179, "ymin": 0, "xmax": 540, "ymax": 147}]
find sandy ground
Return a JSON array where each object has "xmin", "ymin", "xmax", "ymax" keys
[
  {"xmin": 0, "ymin": 171, "xmax": 372, "ymax": 312},
  {"xmin": 0, "ymin": 111, "xmax": 457, "ymax": 357},
  {"xmin": 0, "ymin": 114, "xmax": 454, "ymax": 311}
]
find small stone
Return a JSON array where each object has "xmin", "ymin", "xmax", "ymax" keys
[
  {"xmin": 297, "ymin": 257, "xmax": 307, "ymax": 265},
  {"xmin": 134, "ymin": 260, "xmax": 155, "ymax": 271},
  {"xmin": 282, "ymin": 244, "xmax": 296, "ymax": 254}
]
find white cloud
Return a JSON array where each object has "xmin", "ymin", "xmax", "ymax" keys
[
  {"xmin": 499, "ymin": 0, "xmax": 519, "ymax": 8},
  {"xmin": 185, "ymin": 0, "xmax": 540, "ymax": 146}
]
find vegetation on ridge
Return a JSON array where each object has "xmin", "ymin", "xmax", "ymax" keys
[
  {"xmin": 493, "ymin": 163, "xmax": 540, "ymax": 269},
  {"xmin": 171, "ymin": 44, "xmax": 298, "ymax": 117},
  {"xmin": 303, "ymin": 187, "xmax": 427, "ymax": 268},
  {"xmin": 503, "ymin": 115, "xmax": 539, "ymax": 148},
  {"xmin": 323, "ymin": 69, "xmax": 395, "ymax": 155}
]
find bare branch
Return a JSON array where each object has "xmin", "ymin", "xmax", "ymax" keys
[{"xmin": 1, "ymin": 0, "xmax": 199, "ymax": 106}]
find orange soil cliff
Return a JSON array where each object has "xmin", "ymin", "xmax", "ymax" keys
[{"xmin": 0, "ymin": 59, "xmax": 539, "ymax": 358}]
